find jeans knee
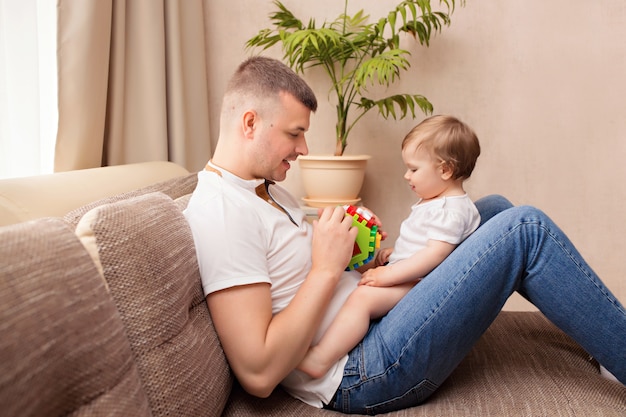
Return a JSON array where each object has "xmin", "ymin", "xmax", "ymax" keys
[
  {"xmin": 514, "ymin": 205, "xmax": 548, "ymax": 222},
  {"xmin": 475, "ymin": 194, "xmax": 514, "ymax": 226}
]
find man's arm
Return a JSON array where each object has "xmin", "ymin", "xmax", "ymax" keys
[{"xmin": 207, "ymin": 206, "xmax": 357, "ymax": 397}]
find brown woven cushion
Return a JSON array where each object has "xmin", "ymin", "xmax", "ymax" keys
[
  {"xmin": 75, "ymin": 192, "xmax": 232, "ymax": 417},
  {"xmin": 224, "ymin": 311, "xmax": 625, "ymax": 416},
  {"xmin": 0, "ymin": 218, "xmax": 150, "ymax": 416},
  {"xmin": 64, "ymin": 172, "xmax": 198, "ymax": 227}
]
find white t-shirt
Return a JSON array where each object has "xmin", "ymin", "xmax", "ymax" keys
[
  {"xmin": 388, "ymin": 195, "xmax": 481, "ymax": 265},
  {"xmin": 183, "ymin": 165, "xmax": 357, "ymax": 407}
]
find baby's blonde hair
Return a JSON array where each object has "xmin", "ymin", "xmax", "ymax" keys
[{"xmin": 402, "ymin": 115, "xmax": 481, "ymax": 180}]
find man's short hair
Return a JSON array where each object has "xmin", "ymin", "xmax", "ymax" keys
[{"xmin": 226, "ymin": 56, "xmax": 317, "ymax": 112}]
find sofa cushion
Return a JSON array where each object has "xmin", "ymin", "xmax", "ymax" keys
[
  {"xmin": 75, "ymin": 192, "xmax": 232, "ymax": 417},
  {"xmin": 0, "ymin": 218, "xmax": 151, "ymax": 416},
  {"xmin": 223, "ymin": 311, "xmax": 625, "ymax": 416}
]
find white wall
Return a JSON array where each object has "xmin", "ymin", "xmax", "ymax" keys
[{"xmin": 205, "ymin": 0, "xmax": 626, "ymax": 310}]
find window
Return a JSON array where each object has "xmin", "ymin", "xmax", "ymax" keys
[{"xmin": 0, "ymin": 0, "xmax": 57, "ymax": 179}]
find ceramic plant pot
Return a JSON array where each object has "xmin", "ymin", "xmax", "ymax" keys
[{"xmin": 298, "ymin": 155, "xmax": 370, "ymax": 207}]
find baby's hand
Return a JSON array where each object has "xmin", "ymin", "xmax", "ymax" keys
[
  {"xmin": 359, "ymin": 266, "xmax": 387, "ymax": 287},
  {"xmin": 375, "ymin": 248, "xmax": 393, "ymax": 267}
]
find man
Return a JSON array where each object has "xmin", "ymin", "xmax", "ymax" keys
[{"xmin": 184, "ymin": 56, "xmax": 363, "ymax": 406}]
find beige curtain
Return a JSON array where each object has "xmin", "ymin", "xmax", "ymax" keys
[{"xmin": 55, "ymin": 0, "xmax": 212, "ymax": 172}]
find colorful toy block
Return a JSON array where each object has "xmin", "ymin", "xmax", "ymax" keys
[{"xmin": 344, "ymin": 205, "xmax": 381, "ymax": 271}]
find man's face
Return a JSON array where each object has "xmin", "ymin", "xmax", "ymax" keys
[{"xmin": 253, "ymin": 92, "xmax": 311, "ymax": 182}]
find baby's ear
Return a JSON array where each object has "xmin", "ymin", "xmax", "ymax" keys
[{"xmin": 440, "ymin": 161, "xmax": 455, "ymax": 180}]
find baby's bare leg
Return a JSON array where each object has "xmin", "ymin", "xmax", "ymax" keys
[{"xmin": 298, "ymin": 283, "xmax": 414, "ymax": 379}]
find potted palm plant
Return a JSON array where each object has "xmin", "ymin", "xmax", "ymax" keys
[{"xmin": 247, "ymin": 0, "xmax": 462, "ymax": 206}]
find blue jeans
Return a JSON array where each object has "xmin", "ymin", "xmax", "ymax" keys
[{"xmin": 327, "ymin": 195, "xmax": 626, "ymax": 414}]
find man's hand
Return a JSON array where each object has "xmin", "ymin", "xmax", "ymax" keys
[{"xmin": 311, "ymin": 206, "xmax": 358, "ymax": 276}]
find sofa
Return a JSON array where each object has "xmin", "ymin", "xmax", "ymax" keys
[{"xmin": 0, "ymin": 162, "xmax": 624, "ymax": 416}]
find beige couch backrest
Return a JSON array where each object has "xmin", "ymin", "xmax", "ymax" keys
[
  {"xmin": 0, "ymin": 161, "xmax": 189, "ymax": 227},
  {"xmin": 64, "ymin": 171, "xmax": 198, "ymax": 227}
]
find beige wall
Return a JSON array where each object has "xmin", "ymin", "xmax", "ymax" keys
[{"xmin": 205, "ymin": 1, "xmax": 625, "ymax": 310}]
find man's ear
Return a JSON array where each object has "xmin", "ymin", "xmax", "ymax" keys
[
  {"xmin": 242, "ymin": 110, "xmax": 257, "ymax": 139},
  {"xmin": 440, "ymin": 161, "xmax": 454, "ymax": 180}
]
